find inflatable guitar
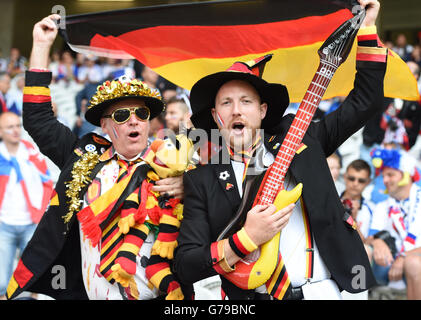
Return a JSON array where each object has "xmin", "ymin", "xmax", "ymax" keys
[{"xmin": 217, "ymin": 8, "xmax": 366, "ymax": 290}]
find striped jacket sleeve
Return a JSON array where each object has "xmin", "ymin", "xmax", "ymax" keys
[
  {"xmin": 23, "ymin": 70, "xmax": 78, "ymax": 169},
  {"xmin": 356, "ymin": 26, "xmax": 388, "ymax": 68}
]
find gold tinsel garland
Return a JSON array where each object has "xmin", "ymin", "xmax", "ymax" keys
[
  {"xmin": 89, "ymin": 78, "xmax": 162, "ymax": 109},
  {"xmin": 63, "ymin": 151, "xmax": 100, "ymax": 224}
]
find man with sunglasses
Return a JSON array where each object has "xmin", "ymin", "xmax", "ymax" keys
[
  {"xmin": 341, "ymin": 159, "xmax": 374, "ymax": 241},
  {"xmin": 5, "ymin": 14, "xmax": 190, "ymax": 300}
]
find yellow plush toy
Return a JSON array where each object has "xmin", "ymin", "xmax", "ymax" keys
[{"xmin": 111, "ymin": 134, "xmax": 195, "ymax": 300}]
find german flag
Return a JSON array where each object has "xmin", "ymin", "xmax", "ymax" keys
[{"xmin": 60, "ymin": 0, "xmax": 419, "ymax": 102}]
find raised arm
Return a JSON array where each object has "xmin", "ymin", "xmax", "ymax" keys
[
  {"xmin": 23, "ymin": 14, "xmax": 78, "ymax": 168},
  {"xmin": 311, "ymin": 0, "xmax": 387, "ymax": 156}
]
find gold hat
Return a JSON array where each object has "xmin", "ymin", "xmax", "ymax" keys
[{"xmin": 85, "ymin": 75, "xmax": 165, "ymax": 126}]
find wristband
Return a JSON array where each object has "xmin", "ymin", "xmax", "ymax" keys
[
  {"xmin": 228, "ymin": 227, "xmax": 258, "ymax": 259},
  {"xmin": 29, "ymin": 68, "xmax": 50, "ymax": 72}
]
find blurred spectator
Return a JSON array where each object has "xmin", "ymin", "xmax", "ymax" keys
[
  {"xmin": 383, "ymin": 62, "xmax": 421, "ymax": 150},
  {"xmin": 74, "ymin": 52, "xmax": 86, "ymax": 78},
  {"xmin": 141, "ymin": 66, "xmax": 159, "ymax": 90},
  {"xmin": 0, "ymin": 112, "xmax": 53, "ymax": 300},
  {"xmin": 366, "ymin": 148, "xmax": 421, "ymax": 299},
  {"xmin": 340, "ymin": 159, "xmax": 374, "ymax": 241},
  {"xmin": 360, "ymin": 60, "xmax": 421, "ymax": 177},
  {"xmin": 393, "ymin": 33, "xmax": 413, "ymax": 62},
  {"xmin": 73, "ymin": 81, "xmax": 99, "ymax": 137},
  {"xmin": 164, "ymin": 96, "xmax": 192, "ymax": 135},
  {"xmin": 380, "ymin": 100, "xmax": 410, "ymax": 151},
  {"xmin": 102, "ymin": 58, "xmax": 135, "ymax": 81},
  {"xmin": 132, "ymin": 59, "xmax": 144, "ymax": 79},
  {"xmin": 5, "ymin": 73, "xmax": 25, "ymax": 116},
  {"xmin": 0, "ymin": 72, "xmax": 11, "ymax": 114},
  {"xmin": 363, "ymin": 120, "xmax": 421, "ymax": 205},
  {"xmin": 148, "ymin": 113, "xmax": 165, "ymax": 143},
  {"xmin": 409, "ymin": 44, "xmax": 421, "ymax": 70},
  {"xmin": 51, "ymin": 51, "xmax": 76, "ymax": 83},
  {"xmin": 406, "ymin": 60, "xmax": 421, "ymax": 95},
  {"xmin": 322, "ymin": 96, "xmax": 346, "ymax": 117},
  {"xmin": 162, "ymin": 86, "xmax": 178, "ymax": 102},
  {"xmin": 327, "ymin": 151, "xmax": 345, "ymax": 195},
  {"xmin": 48, "ymin": 49, "xmax": 60, "ymax": 76},
  {"xmin": 384, "ymin": 40, "xmax": 394, "ymax": 50},
  {"xmin": 5, "ymin": 48, "xmax": 27, "ymax": 78},
  {"xmin": 382, "ymin": 115, "xmax": 410, "ymax": 150},
  {"xmin": 77, "ymin": 55, "xmax": 102, "ymax": 84},
  {"xmin": 156, "ymin": 77, "xmax": 180, "ymax": 102},
  {"xmin": 0, "ymin": 49, "xmax": 7, "ymax": 73}
]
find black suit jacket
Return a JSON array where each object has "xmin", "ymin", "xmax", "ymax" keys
[{"xmin": 174, "ymin": 50, "xmax": 386, "ymax": 299}]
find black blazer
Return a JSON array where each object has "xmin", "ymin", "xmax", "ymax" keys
[{"xmin": 174, "ymin": 54, "xmax": 386, "ymax": 299}]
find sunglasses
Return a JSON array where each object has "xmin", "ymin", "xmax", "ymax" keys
[
  {"xmin": 346, "ymin": 176, "xmax": 368, "ymax": 184},
  {"xmin": 103, "ymin": 106, "xmax": 150, "ymax": 124}
]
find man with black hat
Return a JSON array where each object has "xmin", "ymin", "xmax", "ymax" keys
[
  {"xmin": 6, "ymin": 14, "xmax": 189, "ymax": 300},
  {"xmin": 174, "ymin": 0, "xmax": 385, "ymax": 300}
]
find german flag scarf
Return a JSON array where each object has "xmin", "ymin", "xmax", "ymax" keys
[
  {"xmin": 227, "ymin": 135, "xmax": 263, "ymax": 185},
  {"xmin": 77, "ymin": 158, "xmax": 149, "ymax": 281},
  {"xmin": 60, "ymin": 0, "xmax": 419, "ymax": 102}
]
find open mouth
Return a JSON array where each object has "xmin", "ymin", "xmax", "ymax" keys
[
  {"xmin": 232, "ymin": 122, "xmax": 245, "ymax": 134},
  {"xmin": 128, "ymin": 131, "xmax": 140, "ymax": 138}
]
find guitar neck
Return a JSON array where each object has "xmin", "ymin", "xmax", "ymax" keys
[{"xmin": 258, "ymin": 60, "xmax": 338, "ymax": 205}]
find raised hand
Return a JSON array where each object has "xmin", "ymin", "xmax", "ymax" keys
[
  {"xmin": 358, "ymin": 0, "xmax": 380, "ymax": 27},
  {"xmin": 33, "ymin": 14, "xmax": 61, "ymax": 48},
  {"xmin": 244, "ymin": 203, "xmax": 294, "ymax": 247},
  {"xmin": 30, "ymin": 14, "xmax": 61, "ymax": 69}
]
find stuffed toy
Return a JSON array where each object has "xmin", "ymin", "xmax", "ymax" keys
[{"xmin": 110, "ymin": 134, "xmax": 196, "ymax": 300}]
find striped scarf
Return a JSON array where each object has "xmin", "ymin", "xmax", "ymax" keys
[
  {"xmin": 77, "ymin": 158, "xmax": 146, "ymax": 281},
  {"xmin": 227, "ymin": 135, "xmax": 263, "ymax": 184}
]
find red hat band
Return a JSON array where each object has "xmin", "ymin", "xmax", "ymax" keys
[{"xmin": 226, "ymin": 54, "xmax": 273, "ymax": 78}]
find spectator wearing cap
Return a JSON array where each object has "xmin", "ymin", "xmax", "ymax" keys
[{"xmin": 366, "ymin": 148, "xmax": 421, "ymax": 299}]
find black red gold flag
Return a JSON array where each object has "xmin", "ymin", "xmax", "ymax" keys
[{"xmin": 60, "ymin": 0, "xmax": 419, "ymax": 102}]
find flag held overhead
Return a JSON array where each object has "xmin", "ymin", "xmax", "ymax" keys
[{"xmin": 60, "ymin": 0, "xmax": 419, "ymax": 102}]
